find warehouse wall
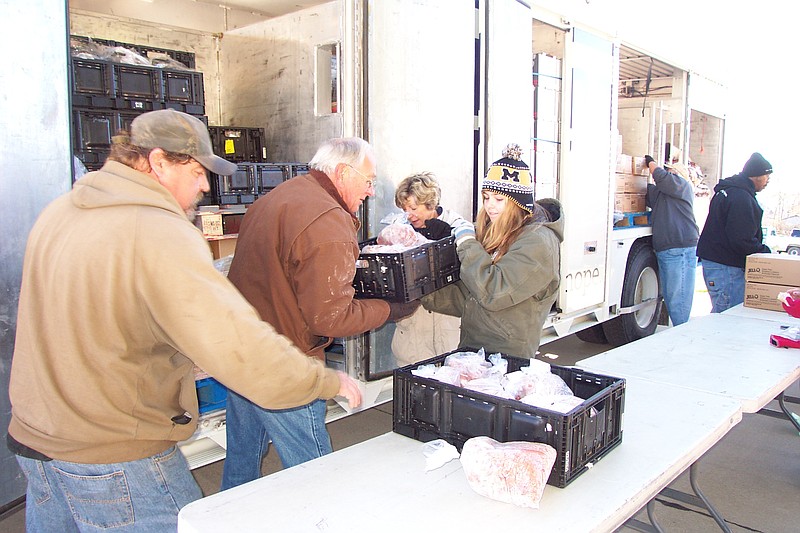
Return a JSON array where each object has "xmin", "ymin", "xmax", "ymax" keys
[
  {"xmin": 0, "ymin": 0, "xmax": 72, "ymax": 510},
  {"xmin": 221, "ymin": 1, "xmax": 342, "ymax": 163}
]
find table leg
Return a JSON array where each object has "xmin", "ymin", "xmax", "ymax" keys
[
  {"xmin": 645, "ymin": 499, "xmax": 665, "ymax": 533},
  {"xmin": 689, "ymin": 463, "xmax": 731, "ymax": 533},
  {"xmin": 778, "ymin": 392, "xmax": 800, "ymax": 433}
]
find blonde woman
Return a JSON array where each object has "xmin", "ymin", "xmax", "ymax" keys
[{"xmin": 391, "ymin": 172, "xmax": 465, "ymax": 366}]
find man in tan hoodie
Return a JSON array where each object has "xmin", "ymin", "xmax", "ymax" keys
[{"xmin": 7, "ymin": 109, "xmax": 361, "ymax": 532}]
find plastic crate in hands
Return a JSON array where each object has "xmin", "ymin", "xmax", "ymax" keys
[
  {"xmin": 392, "ymin": 350, "xmax": 626, "ymax": 487},
  {"xmin": 352, "ymin": 235, "xmax": 460, "ymax": 303}
]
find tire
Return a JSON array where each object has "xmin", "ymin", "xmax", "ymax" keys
[
  {"xmin": 787, "ymin": 246, "xmax": 800, "ymax": 256},
  {"xmin": 602, "ymin": 242, "xmax": 662, "ymax": 347},
  {"xmin": 575, "ymin": 324, "xmax": 609, "ymax": 344}
]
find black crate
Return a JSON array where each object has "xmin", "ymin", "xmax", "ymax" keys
[
  {"xmin": 247, "ymin": 128, "xmax": 267, "ymax": 161},
  {"xmin": 72, "ymin": 58, "xmax": 114, "ymax": 97},
  {"xmin": 114, "ymin": 63, "xmax": 162, "ymax": 101},
  {"xmin": 353, "ymin": 235, "xmax": 460, "ymax": 303},
  {"xmin": 254, "ymin": 163, "xmax": 289, "ymax": 193},
  {"xmin": 74, "ymin": 150, "xmax": 107, "ymax": 165},
  {"xmin": 291, "ymin": 163, "xmax": 310, "ymax": 177},
  {"xmin": 229, "ymin": 163, "xmax": 256, "ymax": 192},
  {"xmin": 210, "ymin": 126, "xmax": 248, "ymax": 162},
  {"xmin": 162, "ymin": 69, "xmax": 204, "ymax": 105},
  {"xmin": 209, "ymin": 126, "xmax": 266, "ymax": 162},
  {"xmin": 73, "ymin": 108, "xmax": 118, "ymax": 151},
  {"xmin": 393, "ymin": 351, "xmax": 626, "ymax": 487}
]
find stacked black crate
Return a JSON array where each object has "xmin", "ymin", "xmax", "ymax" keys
[
  {"xmin": 206, "ymin": 126, "xmax": 271, "ymax": 206},
  {"xmin": 70, "ymin": 36, "xmax": 205, "ymax": 179}
]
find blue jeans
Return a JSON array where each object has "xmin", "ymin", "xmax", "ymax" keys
[
  {"xmin": 701, "ymin": 258, "xmax": 745, "ymax": 313},
  {"xmin": 655, "ymin": 246, "xmax": 697, "ymax": 326},
  {"xmin": 16, "ymin": 445, "xmax": 201, "ymax": 532},
  {"xmin": 221, "ymin": 392, "xmax": 331, "ymax": 491}
]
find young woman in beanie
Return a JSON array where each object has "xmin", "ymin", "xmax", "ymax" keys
[{"xmin": 422, "ymin": 144, "xmax": 564, "ymax": 359}]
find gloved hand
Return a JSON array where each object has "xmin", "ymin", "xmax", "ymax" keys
[
  {"xmin": 387, "ymin": 300, "xmax": 421, "ymax": 322},
  {"xmin": 643, "ymin": 155, "xmax": 655, "ymax": 167},
  {"xmin": 451, "ymin": 220, "xmax": 476, "ymax": 246}
]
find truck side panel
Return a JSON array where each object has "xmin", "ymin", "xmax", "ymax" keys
[{"xmin": 557, "ymin": 27, "xmax": 615, "ymax": 315}]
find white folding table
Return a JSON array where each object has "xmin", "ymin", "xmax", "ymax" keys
[
  {"xmin": 178, "ymin": 377, "xmax": 741, "ymax": 533},
  {"xmin": 579, "ymin": 312, "xmax": 800, "ymax": 415}
]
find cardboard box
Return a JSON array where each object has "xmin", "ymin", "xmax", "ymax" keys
[
  {"xmin": 745, "ymin": 253, "xmax": 800, "ymax": 285},
  {"xmin": 614, "ymin": 193, "xmax": 646, "ymax": 213},
  {"xmin": 615, "ymin": 173, "xmax": 647, "ymax": 194},
  {"xmin": 208, "ymin": 236, "xmax": 237, "ymax": 260},
  {"xmin": 744, "ymin": 282, "xmax": 791, "ymax": 312},
  {"xmin": 615, "ymin": 154, "xmax": 632, "ymax": 174},
  {"xmin": 196, "ymin": 212, "xmax": 223, "ymax": 237},
  {"xmin": 615, "ymin": 154, "xmax": 649, "ymax": 176}
]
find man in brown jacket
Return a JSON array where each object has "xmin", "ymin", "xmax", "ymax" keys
[{"xmin": 221, "ymin": 137, "xmax": 418, "ymax": 489}]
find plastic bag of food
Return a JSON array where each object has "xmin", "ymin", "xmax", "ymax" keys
[
  {"xmin": 444, "ymin": 349, "xmax": 491, "ymax": 385},
  {"xmin": 460, "ymin": 436, "xmax": 557, "ymax": 509},
  {"xmin": 376, "ymin": 223, "xmax": 429, "ymax": 247},
  {"xmin": 462, "ymin": 376, "xmax": 513, "ymax": 398}
]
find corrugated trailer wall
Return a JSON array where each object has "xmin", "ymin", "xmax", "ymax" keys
[{"xmin": 0, "ymin": 0, "xmax": 72, "ymax": 510}]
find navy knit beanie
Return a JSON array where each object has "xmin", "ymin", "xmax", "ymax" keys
[{"xmin": 741, "ymin": 152, "xmax": 773, "ymax": 178}]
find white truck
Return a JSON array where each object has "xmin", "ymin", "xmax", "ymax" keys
[{"xmin": 4, "ymin": 0, "xmax": 725, "ymax": 468}]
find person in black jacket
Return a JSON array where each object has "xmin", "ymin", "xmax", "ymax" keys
[
  {"xmin": 696, "ymin": 152, "xmax": 773, "ymax": 312},
  {"xmin": 644, "ymin": 155, "xmax": 699, "ymax": 325}
]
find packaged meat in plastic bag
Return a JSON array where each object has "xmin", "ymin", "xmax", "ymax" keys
[
  {"xmin": 444, "ymin": 349, "xmax": 492, "ymax": 385},
  {"xmin": 462, "ymin": 377, "xmax": 514, "ymax": 399},
  {"xmin": 460, "ymin": 436, "xmax": 557, "ymax": 509},
  {"xmin": 502, "ymin": 369, "xmax": 573, "ymax": 400},
  {"xmin": 376, "ymin": 223, "xmax": 429, "ymax": 247},
  {"xmin": 520, "ymin": 393, "xmax": 586, "ymax": 414}
]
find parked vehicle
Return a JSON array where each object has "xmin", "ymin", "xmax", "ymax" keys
[{"xmin": 765, "ymin": 228, "xmax": 800, "ymax": 255}]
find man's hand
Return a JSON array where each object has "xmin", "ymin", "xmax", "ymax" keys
[
  {"xmin": 335, "ymin": 371, "xmax": 362, "ymax": 408},
  {"xmin": 387, "ymin": 300, "xmax": 421, "ymax": 322}
]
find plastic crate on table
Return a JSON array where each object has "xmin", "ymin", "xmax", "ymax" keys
[
  {"xmin": 196, "ymin": 377, "xmax": 227, "ymax": 414},
  {"xmin": 392, "ymin": 350, "xmax": 626, "ymax": 487},
  {"xmin": 352, "ymin": 235, "xmax": 460, "ymax": 303}
]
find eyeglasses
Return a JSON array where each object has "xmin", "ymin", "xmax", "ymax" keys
[{"xmin": 346, "ymin": 164, "xmax": 377, "ymax": 189}]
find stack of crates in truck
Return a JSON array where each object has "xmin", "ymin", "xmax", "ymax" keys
[{"xmin": 70, "ymin": 36, "xmax": 206, "ymax": 174}]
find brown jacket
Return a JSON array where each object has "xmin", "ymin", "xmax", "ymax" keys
[{"xmin": 228, "ymin": 170, "xmax": 390, "ymax": 359}]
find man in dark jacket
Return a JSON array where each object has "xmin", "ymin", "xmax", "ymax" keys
[
  {"xmin": 696, "ymin": 152, "xmax": 773, "ymax": 312},
  {"xmin": 644, "ymin": 155, "xmax": 699, "ymax": 325}
]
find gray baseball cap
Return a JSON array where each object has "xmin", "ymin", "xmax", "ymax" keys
[{"xmin": 131, "ymin": 109, "xmax": 238, "ymax": 176}]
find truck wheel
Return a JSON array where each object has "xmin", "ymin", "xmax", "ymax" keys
[
  {"xmin": 787, "ymin": 246, "xmax": 800, "ymax": 256},
  {"xmin": 602, "ymin": 242, "xmax": 661, "ymax": 346},
  {"xmin": 575, "ymin": 324, "xmax": 608, "ymax": 344}
]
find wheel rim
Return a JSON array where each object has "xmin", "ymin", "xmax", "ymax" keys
[
  {"xmin": 789, "ymin": 248, "xmax": 800, "ymax": 256},
  {"xmin": 633, "ymin": 266, "xmax": 659, "ymax": 328}
]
